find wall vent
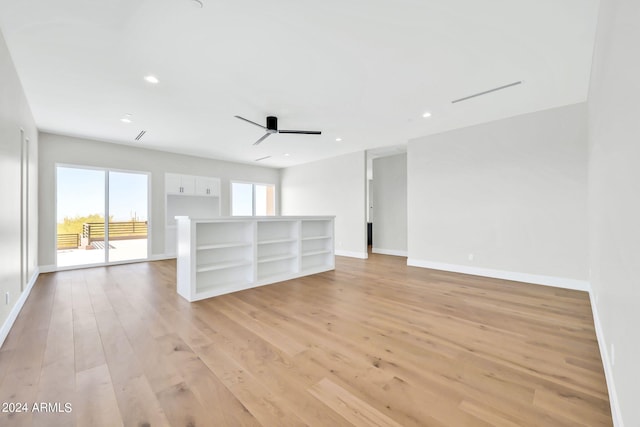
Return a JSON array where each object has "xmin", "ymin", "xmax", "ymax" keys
[
  {"xmin": 255, "ymin": 156, "xmax": 271, "ymax": 162},
  {"xmin": 452, "ymin": 81, "xmax": 522, "ymax": 104},
  {"xmin": 135, "ymin": 130, "xmax": 146, "ymax": 141}
]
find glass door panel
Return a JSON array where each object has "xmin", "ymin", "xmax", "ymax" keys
[
  {"xmin": 232, "ymin": 182, "xmax": 253, "ymax": 216},
  {"xmin": 255, "ymin": 184, "xmax": 275, "ymax": 216},
  {"xmin": 56, "ymin": 167, "xmax": 106, "ymax": 267},
  {"xmin": 108, "ymin": 171, "xmax": 148, "ymax": 262}
]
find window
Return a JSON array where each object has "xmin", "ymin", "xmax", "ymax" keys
[{"xmin": 231, "ymin": 182, "xmax": 275, "ymax": 216}]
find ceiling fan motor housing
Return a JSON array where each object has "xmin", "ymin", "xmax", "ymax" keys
[{"xmin": 266, "ymin": 116, "xmax": 278, "ymax": 132}]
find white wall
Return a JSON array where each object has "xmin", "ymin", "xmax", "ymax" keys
[
  {"xmin": 0, "ymin": 29, "xmax": 38, "ymax": 342},
  {"xmin": 280, "ymin": 151, "xmax": 367, "ymax": 258},
  {"xmin": 588, "ymin": 0, "xmax": 640, "ymax": 424},
  {"xmin": 407, "ymin": 103, "xmax": 588, "ymax": 286},
  {"xmin": 372, "ymin": 153, "xmax": 407, "ymax": 256},
  {"xmin": 38, "ymin": 132, "xmax": 279, "ymax": 268}
]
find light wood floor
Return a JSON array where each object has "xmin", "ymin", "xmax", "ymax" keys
[{"xmin": 0, "ymin": 254, "xmax": 612, "ymax": 426}]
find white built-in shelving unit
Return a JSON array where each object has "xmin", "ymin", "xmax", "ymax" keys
[
  {"xmin": 165, "ymin": 173, "xmax": 221, "ymax": 256},
  {"xmin": 176, "ymin": 216, "xmax": 335, "ymax": 301}
]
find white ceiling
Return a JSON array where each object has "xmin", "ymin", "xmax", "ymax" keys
[{"xmin": 0, "ymin": 0, "xmax": 599, "ymax": 168}]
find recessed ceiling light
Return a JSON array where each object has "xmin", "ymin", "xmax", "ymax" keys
[
  {"xmin": 144, "ymin": 75, "xmax": 159, "ymax": 84},
  {"xmin": 284, "ymin": 153, "xmax": 290, "ymax": 157},
  {"xmin": 422, "ymin": 112, "xmax": 432, "ymax": 118},
  {"xmin": 336, "ymin": 137, "xmax": 342, "ymax": 142},
  {"xmin": 120, "ymin": 113, "xmax": 132, "ymax": 123}
]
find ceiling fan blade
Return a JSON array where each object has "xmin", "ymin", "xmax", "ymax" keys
[
  {"xmin": 235, "ymin": 115, "xmax": 267, "ymax": 130},
  {"xmin": 253, "ymin": 133, "xmax": 271, "ymax": 145},
  {"xmin": 278, "ymin": 130, "xmax": 322, "ymax": 135}
]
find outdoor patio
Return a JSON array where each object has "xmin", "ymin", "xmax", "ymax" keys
[
  {"xmin": 56, "ymin": 221, "xmax": 148, "ymax": 267},
  {"xmin": 57, "ymin": 238, "xmax": 148, "ymax": 266}
]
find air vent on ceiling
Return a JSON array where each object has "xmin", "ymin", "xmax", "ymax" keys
[
  {"xmin": 135, "ymin": 130, "xmax": 146, "ymax": 141},
  {"xmin": 255, "ymin": 156, "xmax": 271, "ymax": 162},
  {"xmin": 452, "ymin": 81, "xmax": 522, "ymax": 104}
]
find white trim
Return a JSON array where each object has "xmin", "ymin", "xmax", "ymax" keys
[
  {"xmin": 39, "ymin": 264, "xmax": 56, "ymax": 273},
  {"xmin": 335, "ymin": 250, "xmax": 368, "ymax": 259},
  {"xmin": 372, "ymin": 248, "xmax": 408, "ymax": 257},
  {"xmin": 406, "ymin": 258, "xmax": 590, "ymax": 291},
  {"xmin": 0, "ymin": 268, "xmax": 39, "ymax": 348},
  {"xmin": 39, "ymin": 254, "xmax": 176, "ymax": 273},
  {"xmin": 148, "ymin": 254, "xmax": 176, "ymax": 262},
  {"xmin": 589, "ymin": 292, "xmax": 624, "ymax": 427}
]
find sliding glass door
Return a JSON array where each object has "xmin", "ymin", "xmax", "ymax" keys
[
  {"xmin": 56, "ymin": 167, "xmax": 106, "ymax": 267},
  {"xmin": 108, "ymin": 171, "xmax": 148, "ymax": 262},
  {"xmin": 56, "ymin": 165, "xmax": 149, "ymax": 268}
]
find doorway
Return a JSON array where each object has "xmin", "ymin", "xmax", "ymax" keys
[
  {"xmin": 56, "ymin": 165, "xmax": 149, "ymax": 268},
  {"xmin": 366, "ymin": 147, "xmax": 408, "ymax": 258}
]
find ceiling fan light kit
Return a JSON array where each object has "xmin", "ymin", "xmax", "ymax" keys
[{"xmin": 235, "ymin": 115, "xmax": 322, "ymax": 145}]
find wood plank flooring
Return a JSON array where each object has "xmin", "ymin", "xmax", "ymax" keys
[{"xmin": 0, "ymin": 254, "xmax": 612, "ymax": 426}]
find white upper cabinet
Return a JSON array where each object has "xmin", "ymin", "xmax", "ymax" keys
[
  {"xmin": 165, "ymin": 173, "xmax": 183, "ymax": 194},
  {"xmin": 166, "ymin": 173, "xmax": 218, "ymax": 196},
  {"xmin": 195, "ymin": 177, "xmax": 220, "ymax": 196}
]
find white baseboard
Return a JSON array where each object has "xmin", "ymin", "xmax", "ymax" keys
[
  {"xmin": 335, "ymin": 250, "xmax": 368, "ymax": 259},
  {"xmin": 0, "ymin": 268, "xmax": 39, "ymax": 349},
  {"xmin": 406, "ymin": 258, "xmax": 590, "ymax": 291},
  {"xmin": 39, "ymin": 264, "xmax": 56, "ymax": 273},
  {"xmin": 372, "ymin": 248, "xmax": 408, "ymax": 257},
  {"xmin": 39, "ymin": 254, "xmax": 176, "ymax": 273},
  {"xmin": 149, "ymin": 254, "xmax": 176, "ymax": 261},
  {"xmin": 589, "ymin": 292, "xmax": 624, "ymax": 427}
]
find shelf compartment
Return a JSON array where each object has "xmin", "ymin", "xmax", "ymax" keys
[
  {"xmin": 257, "ymin": 238, "xmax": 296, "ymax": 245},
  {"xmin": 301, "ymin": 252, "xmax": 333, "ymax": 272},
  {"xmin": 197, "ymin": 244, "xmax": 252, "ymax": 268},
  {"xmin": 302, "ymin": 250, "xmax": 331, "ymax": 257},
  {"xmin": 257, "ymin": 220, "xmax": 297, "ymax": 242},
  {"xmin": 197, "ymin": 260, "xmax": 252, "ymax": 273},
  {"xmin": 302, "ymin": 237, "xmax": 331, "ymax": 253},
  {"xmin": 196, "ymin": 221, "xmax": 253, "ymax": 247},
  {"xmin": 258, "ymin": 254, "xmax": 297, "ymax": 264},
  {"xmin": 196, "ymin": 264, "xmax": 253, "ymax": 297},
  {"xmin": 257, "ymin": 257, "xmax": 296, "ymax": 280},
  {"xmin": 301, "ymin": 235, "xmax": 331, "ymax": 241},
  {"xmin": 301, "ymin": 220, "xmax": 332, "ymax": 239},
  {"xmin": 257, "ymin": 238, "xmax": 296, "ymax": 262},
  {"xmin": 197, "ymin": 241, "xmax": 252, "ymax": 250}
]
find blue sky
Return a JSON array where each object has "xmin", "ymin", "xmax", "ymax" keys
[{"xmin": 57, "ymin": 167, "xmax": 148, "ymax": 222}]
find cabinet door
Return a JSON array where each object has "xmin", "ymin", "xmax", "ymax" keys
[
  {"xmin": 195, "ymin": 177, "xmax": 220, "ymax": 196},
  {"xmin": 181, "ymin": 176, "xmax": 196, "ymax": 195},
  {"xmin": 166, "ymin": 173, "xmax": 183, "ymax": 194}
]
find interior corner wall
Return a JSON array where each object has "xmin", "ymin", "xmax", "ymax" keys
[
  {"xmin": 38, "ymin": 132, "xmax": 280, "ymax": 268},
  {"xmin": 372, "ymin": 153, "xmax": 407, "ymax": 256},
  {"xmin": 407, "ymin": 103, "xmax": 588, "ymax": 284},
  {"xmin": 587, "ymin": 0, "xmax": 640, "ymax": 424},
  {"xmin": 280, "ymin": 151, "xmax": 367, "ymax": 258},
  {"xmin": 0, "ymin": 29, "xmax": 38, "ymax": 338}
]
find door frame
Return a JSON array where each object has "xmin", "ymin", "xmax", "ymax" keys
[{"xmin": 54, "ymin": 163, "xmax": 152, "ymax": 269}]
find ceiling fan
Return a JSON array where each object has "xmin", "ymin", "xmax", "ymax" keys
[{"xmin": 234, "ymin": 115, "xmax": 322, "ymax": 145}]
